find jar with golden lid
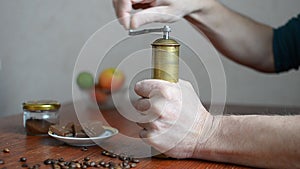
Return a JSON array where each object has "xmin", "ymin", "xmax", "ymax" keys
[{"xmin": 23, "ymin": 100, "xmax": 60, "ymax": 135}]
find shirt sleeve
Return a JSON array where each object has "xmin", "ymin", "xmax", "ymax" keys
[{"xmin": 273, "ymin": 14, "xmax": 300, "ymax": 73}]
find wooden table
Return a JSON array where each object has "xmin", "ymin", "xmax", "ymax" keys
[{"xmin": 0, "ymin": 102, "xmax": 299, "ymax": 169}]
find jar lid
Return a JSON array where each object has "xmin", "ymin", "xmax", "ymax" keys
[{"xmin": 23, "ymin": 100, "xmax": 61, "ymax": 112}]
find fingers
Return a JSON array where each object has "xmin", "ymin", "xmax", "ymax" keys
[
  {"xmin": 134, "ymin": 91, "xmax": 168, "ymax": 117},
  {"xmin": 134, "ymin": 79, "xmax": 177, "ymax": 99},
  {"xmin": 130, "ymin": 6, "xmax": 181, "ymax": 29},
  {"xmin": 113, "ymin": 0, "xmax": 181, "ymax": 29},
  {"xmin": 112, "ymin": 0, "xmax": 132, "ymax": 29},
  {"xmin": 133, "ymin": 98, "xmax": 151, "ymax": 112}
]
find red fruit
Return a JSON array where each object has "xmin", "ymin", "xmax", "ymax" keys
[{"xmin": 91, "ymin": 87, "xmax": 108, "ymax": 104}]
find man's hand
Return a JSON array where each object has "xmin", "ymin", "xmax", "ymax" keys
[
  {"xmin": 112, "ymin": 0, "xmax": 209, "ymax": 29},
  {"xmin": 134, "ymin": 79, "xmax": 213, "ymax": 158}
]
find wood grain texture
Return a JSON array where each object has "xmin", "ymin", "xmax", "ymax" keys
[{"xmin": 1, "ymin": 102, "xmax": 298, "ymax": 169}]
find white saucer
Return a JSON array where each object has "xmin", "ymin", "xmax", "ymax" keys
[{"xmin": 48, "ymin": 126, "xmax": 118, "ymax": 146}]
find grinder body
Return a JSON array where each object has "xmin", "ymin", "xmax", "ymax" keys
[{"xmin": 152, "ymin": 38, "xmax": 180, "ymax": 83}]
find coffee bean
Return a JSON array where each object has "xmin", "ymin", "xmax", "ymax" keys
[
  {"xmin": 118, "ymin": 153, "xmax": 129, "ymax": 161},
  {"xmin": 131, "ymin": 158, "xmax": 140, "ymax": 163},
  {"xmin": 44, "ymin": 159, "xmax": 52, "ymax": 165},
  {"xmin": 90, "ymin": 161, "xmax": 96, "ymax": 167},
  {"xmin": 104, "ymin": 163, "xmax": 110, "ymax": 168},
  {"xmin": 82, "ymin": 161, "xmax": 89, "ymax": 166},
  {"xmin": 58, "ymin": 162, "xmax": 65, "ymax": 167},
  {"xmin": 84, "ymin": 157, "xmax": 90, "ymax": 161},
  {"xmin": 21, "ymin": 163, "xmax": 28, "ymax": 168},
  {"xmin": 101, "ymin": 150, "xmax": 111, "ymax": 156},
  {"xmin": 124, "ymin": 165, "xmax": 130, "ymax": 169},
  {"xmin": 99, "ymin": 161, "xmax": 105, "ymax": 166},
  {"xmin": 81, "ymin": 146, "xmax": 88, "ymax": 151},
  {"xmin": 109, "ymin": 161, "xmax": 117, "ymax": 167},
  {"xmin": 34, "ymin": 164, "xmax": 41, "ymax": 167},
  {"xmin": 122, "ymin": 161, "xmax": 129, "ymax": 167},
  {"xmin": 52, "ymin": 164, "xmax": 60, "ymax": 169},
  {"xmin": 0, "ymin": 159, "xmax": 4, "ymax": 165},
  {"xmin": 69, "ymin": 162, "xmax": 77, "ymax": 168},
  {"xmin": 114, "ymin": 165, "xmax": 122, "ymax": 169},
  {"xmin": 30, "ymin": 164, "xmax": 40, "ymax": 169},
  {"xmin": 110, "ymin": 153, "xmax": 117, "ymax": 158},
  {"xmin": 2, "ymin": 148, "xmax": 9, "ymax": 153},
  {"xmin": 130, "ymin": 163, "xmax": 137, "ymax": 168},
  {"xmin": 20, "ymin": 157, "xmax": 27, "ymax": 162},
  {"xmin": 76, "ymin": 163, "xmax": 82, "ymax": 168},
  {"xmin": 64, "ymin": 161, "xmax": 71, "ymax": 166},
  {"xmin": 58, "ymin": 158, "xmax": 64, "ymax": 162}
]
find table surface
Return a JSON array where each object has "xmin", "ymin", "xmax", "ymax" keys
[{"xmin": 1, "ymin": 102, "xmax": 299, "ymax": 169}]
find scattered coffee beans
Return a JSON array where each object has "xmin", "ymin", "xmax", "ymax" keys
[
  {"xmin": 2, "ymin": 148, "xmax": 9, "ymax": 153},
  {"xmin": 21, "ymin": 163, "xmax": 28, "ymax": 168},
  {"xmin": 81, "ymin": 146, "xmax": 88, "ymax": 151},
  {"xmin": 28, "ymin": 164, "xmax": 41, "ymax": 169},
  {"xmin": 58, "ymin": 158, "xmax": 64, "ymax": 162},
  {"xmin": 20, "ymin": 157, "xmax": 27, "ymax": 162},
  {"xmin": 130, "ymin": 163, "xmax": 137, "ymax": 168},
  {"xmin": 43, "ymin": 159, "xmax": 52, "ymax": 165},
  {"xmin": 84, "ymin": 157, "xmax": 90, "ymax": 161},
  {"xmin": 0, "ymin": 147, "xmax": 141, "ymax": 168}
]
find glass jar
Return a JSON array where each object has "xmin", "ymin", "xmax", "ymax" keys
[{"xmin": 23, "ymin": 100, "xmax": 60, "ymax": 135}]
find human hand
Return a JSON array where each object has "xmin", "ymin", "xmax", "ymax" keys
[
  {"xmin": 112, "ymin": 0, "xmax": 207, "ymax": 29},
  {"xmin": 134, "ymin": 79, "xmax": 213, "ymax": 158}
]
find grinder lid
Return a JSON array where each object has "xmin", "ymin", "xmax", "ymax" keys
[{"xmin": 152, "ymin": 38, "xmax": 180, "ymax": 46}]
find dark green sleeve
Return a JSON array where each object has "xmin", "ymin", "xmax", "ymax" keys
[{"xmin": 273, "ymin": 14, "xmax": 300, "ymax": 73}]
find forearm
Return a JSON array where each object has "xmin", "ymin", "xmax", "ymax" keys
[
  {"xmin": 194, "ymin": 115, "xmax": 300, "ymax": 168},
  {"xmin": 185, "ymin": 0, "xmax": 274, "ymax": 72}
]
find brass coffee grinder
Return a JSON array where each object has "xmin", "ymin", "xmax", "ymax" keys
[
  {"xmin": 129, "ymin": 25, "xmax": 180, "ymax": 83},
  {"xmin": 129, "ymin": 25, "xmax": 180, "ymax": 157}
]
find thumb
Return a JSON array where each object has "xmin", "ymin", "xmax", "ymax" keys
[{"xmin": 130, "ymin": 6, "xmax": 181, "ymax": 29}]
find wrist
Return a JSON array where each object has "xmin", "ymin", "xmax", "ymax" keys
[
  {"xmin": 189, "ymin": 0, "xmax": 219, "ymax": 15},
  {"xmin": 184, "ymin": 0, "xmax": 223, "ymax": 29},
  {"xmin": 191, "ymin": 114, "xmax": 222, "ymax": 159}
]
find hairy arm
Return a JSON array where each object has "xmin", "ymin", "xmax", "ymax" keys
[
  {"xmin": 194, "ymin": 115, "xmax": 300, "ymax": 168},
  {"xmin": 134, "ymin": 79, "xmax": 300, "ymax": 168},
  {"xmin": 113, "ymin": 0, "xmax": 275, "ymax": 72},
  {"xmin": 185, "ymin": 0, "xmax": 274, "ymax": 72}
]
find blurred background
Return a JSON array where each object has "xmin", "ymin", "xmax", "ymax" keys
[{"xmin": 1, "ymin": 0, "xmax": 300, "ymax": 117}]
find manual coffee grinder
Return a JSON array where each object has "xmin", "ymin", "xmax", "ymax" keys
[
  {"xmin": 129, "ymin": 25, "xmax": 180, "ymax": 83},
  {"xmin": 129, "ymin": 25, "xmax": 180, "ymax": 157}
]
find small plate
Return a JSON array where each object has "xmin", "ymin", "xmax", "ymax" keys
[{"xmin": 48, "ymin": 126, "xmax": 118, "ymax": 146}]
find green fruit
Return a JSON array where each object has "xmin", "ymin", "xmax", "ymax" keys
[{"xmin": 76, "ymin": 72, "xmax": 94, "ymax": 89}]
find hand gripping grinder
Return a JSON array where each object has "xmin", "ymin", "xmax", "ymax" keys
[{"xmin": 129, "ymin": 25, "xmax": 180, "ymax": 158}]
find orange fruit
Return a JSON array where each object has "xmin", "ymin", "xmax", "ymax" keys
[{"xmin": 98, "ymin": 68, "xmax": 125, "ymax": 92}]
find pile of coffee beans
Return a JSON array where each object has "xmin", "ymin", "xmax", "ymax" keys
[
  {"xmin": 101, "ymin": 150, "xmax": 140, "ymax": 168},
  {"xmin": 1, "ymin": 147, "xmax": 141, "ymax": 169},
  {"xmin": 41, "ymin": 150, "xmax": 140, "ymax": 169}
]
